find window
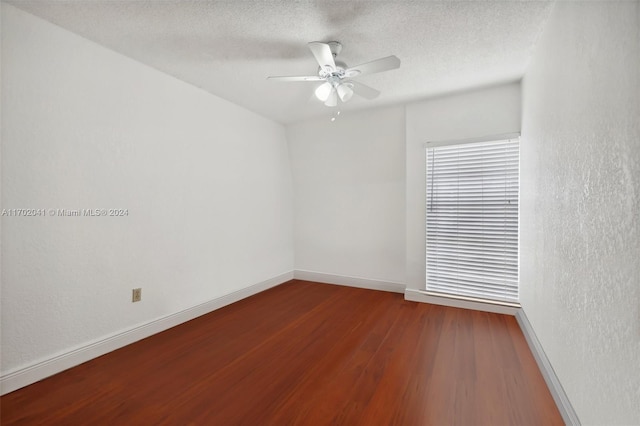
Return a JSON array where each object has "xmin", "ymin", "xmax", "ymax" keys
[{"xmin": 426, "ymin": 135, "xmax": 519, "ymax": 304}]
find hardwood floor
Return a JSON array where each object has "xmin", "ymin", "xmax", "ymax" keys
[{"xmin": 1, "ymin": 280, "xmax": 562, "ymax": 425}]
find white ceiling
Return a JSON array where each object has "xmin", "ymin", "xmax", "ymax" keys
[{"xmin": 6, "ymin": 0, "xmax": 553, "ymax": 124}]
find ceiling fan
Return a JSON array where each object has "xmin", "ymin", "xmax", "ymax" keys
[{"xmin": 267, "ymin": 41, "xmax": 400, "ymax": 107}]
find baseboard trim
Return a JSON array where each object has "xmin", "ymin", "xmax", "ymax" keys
[
  {"xmin": 404, "ymin": 288, "xmax": 520, "ymax": 315},
  {"xmin": 0, "ymin": 271, "xmax": 294, "ymax": 396},
  {"xmin": 293, "ymin": 270, "xmax": 405, "ymax": 294},
  {"xmin": 515, "ymin": 310, "xmax": 581, "ymax": 425}
]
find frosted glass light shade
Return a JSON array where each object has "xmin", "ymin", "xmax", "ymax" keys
[
  {"xmin": 314, "ymin": 82, "xmax": 332, "ymax": 102},
  {"xmin": 324, "ymin": 89, "xmax": 338, "ymax": 107},
  {"xmin": 337, "ymin": 83, "xmax": 354, "ymax": 102}
]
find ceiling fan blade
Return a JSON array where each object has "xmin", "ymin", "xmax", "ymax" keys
[
  {"xmin": 350, "ymin": 80, "xmax": 381, "ymax": 100},
  {"xmin": 267, "ymin": 75, "xmax": 325, "ymax": 82},
  {"xmin": 346, "ymin": 55, "xmax": 400, "ymax": 77},
  {"xmin": 308, "ymin": 42, "xmax": 336, "ymax": 72}
]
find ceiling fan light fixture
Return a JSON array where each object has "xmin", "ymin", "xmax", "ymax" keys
[
  {"xmin": 315, "ymin": 82, "xmax": 332, "ymax": 101},
  {"xmin": 267, "ymin": 41, "xmax": 401, "ymax": 110},
  {"xmin": 324, "ymin": 89, "xmax": 338, "ymax": 107},
  {"xmin": 337, "ymin": 82, "xmax": 354, "ymax": 102}
]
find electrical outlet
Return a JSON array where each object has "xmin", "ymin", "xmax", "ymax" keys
[{"xmin": 132, "ymin": 288, "xmax": 142, "ymax": 303}]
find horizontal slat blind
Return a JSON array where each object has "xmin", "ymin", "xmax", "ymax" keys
[{"xmin": 426, "ymin": 138, "xmax": 519, "ymax": 303}]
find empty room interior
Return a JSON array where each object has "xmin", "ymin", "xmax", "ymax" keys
[{"xmin": 1, "ymin": 1, "xmax": 639, "ymax": 425}]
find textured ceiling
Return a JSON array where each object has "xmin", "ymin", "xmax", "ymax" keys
[{"xmin": 5, "ymin": 0, "xmax": 553, "ymax": 124}]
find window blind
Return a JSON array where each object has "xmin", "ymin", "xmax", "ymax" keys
[{"xmin": 426, "ymin": 137, "xmax": 519, "ymax": 303}]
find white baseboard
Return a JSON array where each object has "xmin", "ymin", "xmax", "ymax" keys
[
  {"xmin": 404, "ymin": 288, "xmax": 520, "ymax": 315},
  {"xmin": 515, "ymin": 310, "xmax": 581, "ymax": 425},
  {"xmin": 0, "ymin": 271, "xmax": 294, "ymax": 395},
  {"xmin": 293, "ymin": 270, "xmax": 405, "ymax": 294}
]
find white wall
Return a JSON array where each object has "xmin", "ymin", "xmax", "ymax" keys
[
  {"xmin": 288, "ymin": 84, "xmax": 521, "ymax": 290},
  {"xmin": 405, "ymin": 83, "xmax": 522, "ymax": 291},
  {"xmin": 287, "ymin": 106, "xmax": 406, "ymax": 285},
  {"xmin": 288, "ymin": 83, "xmax": 521, "ymax": 291},
  {"xmin": 1, "ymin": 4, "xmax": 293, "ymax": 377},
  {"xmin": 521, "ymin": 2, "xmax": 640, "ymax": 424}
]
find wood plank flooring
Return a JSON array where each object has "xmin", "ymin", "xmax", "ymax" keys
[{"xmin": 1, "ymin": 280, "xmax": 563, "ymax": 425}]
